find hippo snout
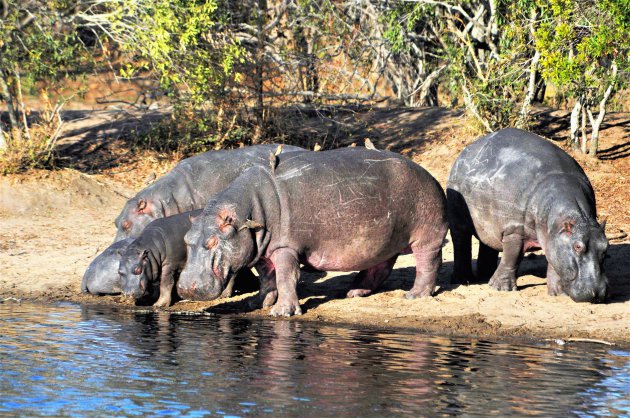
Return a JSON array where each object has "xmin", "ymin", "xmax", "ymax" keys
[
  {"xmin": 569, "ymin": 280, "xmax": 608, "ymax": 303},
  {"xmin": 177, "ymin": 268, "xmax": 224, "ymax": 301}
]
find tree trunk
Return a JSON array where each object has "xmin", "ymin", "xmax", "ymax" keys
[
  {"xmin": 587, "ymin": 61, "xmax": 618, "ymax": 157},
  {"xmin": 254, "ymin": 0, "xmax": 267, "ymax": 134},
  {"xmin": 0, "ymin": 125, "xmax": 7, "ymax": 150},
  {"xmin": 516, "ymin": 50, "xmax": 540, "ymax": 129},
  {"xmin": 416, "ymin": 65, "xmax": 444, "ymax": 107},
  {"xmin": 0, "ymin": 68, "xmax": 20, "ymax": 136},
  {"xmin": 580, "ymin": 104, "xmax": 587, "ymax": 154},
  {"xmin": 14, "ymin": 67, "xmax": 30, "ymax": 140},
  {"xmin": 569, "ymin": 99, "xmax": 581, "ymax": 150},
  {"xmin": 533, "ymin": 71, "xmax": 546, "ymax": 103}
]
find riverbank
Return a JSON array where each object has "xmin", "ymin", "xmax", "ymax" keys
[{"xmin": 1, "ymin": 107, "xmax": 629, "ymax": 344}]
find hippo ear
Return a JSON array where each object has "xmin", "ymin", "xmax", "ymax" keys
[
  {"xmin": 133, "ymin": 264, "xmax": 142, "ymax": 275},
  {"xmin": 136, "ymin": 199, "xmax": 148, "ymax": 213},
  {"xmin": 218, "ymin": 213, "xmax": 236, "ymax": 235},
  {"xmin": 238, "ymin": 219, "xmax": 264, "ymax": 231}
]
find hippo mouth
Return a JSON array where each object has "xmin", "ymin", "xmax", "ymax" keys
[{"xmin": 177, "ymin": 267, "xmax": 225, "ymax": 301}]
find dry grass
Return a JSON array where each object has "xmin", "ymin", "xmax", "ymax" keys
[{"xmin": 0, "ymin": 100, "xmax": 65, "ymax": 174}]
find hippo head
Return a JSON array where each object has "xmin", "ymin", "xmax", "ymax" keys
[
  {"xmin": 81, "ymin": 238, "xmax": 133, "ymax": 295},
  {"xmin": 178, "ymin": 205, "xmax": 261, "ymax": 301},
  {"xmin": 118, "ymin": 245, "xmax": 156, "ymax": 301},
  {"xmin": 546, "ymin": 218, "xmax": 609, "ymax": 303},
  {"xmin": 114, "ymin": 198, "xmax": 159, "ymax": 241}
]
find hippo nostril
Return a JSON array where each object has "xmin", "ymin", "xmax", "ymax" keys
[{"xmin": 191, "ymin": 281, "xmax": 197, "ymax": 291}]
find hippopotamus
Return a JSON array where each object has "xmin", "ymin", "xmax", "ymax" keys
[
  {"xmin": 114, "ymin": 144, "xmax": 304, "ymax": 241},
  {"xmin": 81, "ymin": 238, "xmax": 133, "ymax": 295},
  {"xmin": 447, "ymin": 128, "xmax": 608, "ymax": 302},
  {"xmin": 177, "ymin": 147, "xmax": 448, "ymax": 316},
  {"xmin": 119, "ymin": 210, "xmax": 258, "ymax": 307}
]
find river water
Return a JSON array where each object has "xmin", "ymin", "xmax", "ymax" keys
[{"xmin": 0, "ymin": 302, "xmax": 628, "ymax": 416}]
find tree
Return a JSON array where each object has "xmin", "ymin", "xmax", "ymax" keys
[
  {"xmin": 0, "ymin": 1, "xmax": 94, "ymax": 150},
  {"xmin": 384, "ymin": 0, "xmax": 548, "ymax": 131},
  {"xmin": 536, "ymin": 0, "xmax": 629, "ymax": 155}
]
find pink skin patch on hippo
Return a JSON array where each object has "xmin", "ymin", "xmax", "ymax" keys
[
  {"xmin": 205, "ymin": 236, "xmax": 219, "ymax": 250},
  {"xmin": 523, "ymin": 239, "xmax": 541, "ymax": 253}
]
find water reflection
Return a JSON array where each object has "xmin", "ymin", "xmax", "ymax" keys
[{"xmin": 0, "ymin": 302, "xmax": 628, "ymax": 416}]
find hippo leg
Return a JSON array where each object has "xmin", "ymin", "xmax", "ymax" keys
[
  {"xmin": 406, "ymin": 244, "xmax": 442, "ymax": 299},
  {"xmin": 220, "ymin": 274, "xmax": 236, "ymax": 298},
  {"xmin": 476, "ymin": 243, "xmax": 499, "ymax": 281},
  {"xmin": 488, "ymin": 234, "xmax": 523, "ymax": 291},
  {"xmin": 450, "ymin": 228, "xmax": 474, "ymax": 284},
  {"xmin": 154, "ymin": 270, "xmax": 174, "ymax": 308},
  {"xmin": 347, "ymin": 255, "xmax": 398, "ymax": 298},
  {"xmin": 259, "ymin": 271, "xmax": 278, "ymax": 308},
  {"xmin": 249, "ymin": 258, "xmax": 278, "ymax": 309},
  {"xmin": 546, "ymin": 262, "xmax": 566, "ymax": 296},
  {"xmin": 269, "ymin": 248, "xmax": 302, "ymax": 317}
]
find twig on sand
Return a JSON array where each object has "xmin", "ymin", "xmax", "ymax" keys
[
  {"xmin": 548, "ymin": 338, "xmax": 615, "ymax": 346},
  {"xmin": 1, "ymin": 297, "xmax": 21, "ymax": 304}
]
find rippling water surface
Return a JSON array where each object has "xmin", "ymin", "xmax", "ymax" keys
[{"xmin": 0, "ymin": 302, "xmax": 628, "ymax": 416}]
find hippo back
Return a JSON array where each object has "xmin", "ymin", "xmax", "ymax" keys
[{"xmin": 114, "ymin": 144, "xmax": 304, "ymax": 240}]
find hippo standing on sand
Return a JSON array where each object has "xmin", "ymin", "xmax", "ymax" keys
[
  {"xmin": 114, "ymin": 144, "xmax": 304, "ymax": 241},
  {"xmin": 81, "ymin": 238, "xmax": 133, "ymax": 295},
  {"xmin": 177, "ymin": 148, "xmax": 448, "ymax": 316},
  {"xmin": 447, "ymin": 128, "xmax": 608, "ymax": 302}
]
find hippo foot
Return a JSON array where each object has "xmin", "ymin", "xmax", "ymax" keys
[
  {"xmin": 346, "ymin": 288, "xmax": 372, "ymax": 298},
  {"xmin": 153, "ymin": 298, "xmax": 171, "ymax": 308},
  {"xmin": 249, "ymin": 290, "xmax": 279, "ymax": 310},
  {"xmin": 270, "ymin": 301, "xmax": 302, "ymax": 317},
  {"xmin": 547, "ymin": 283, "xmax": 566, "ymax": 296},
  {"xmin": 405, "ymin": 285, "xmax": 434, "ymax": 299},
  {"xmin": 262, "ymin": 290, "xmax": 278, "ymax": 308},
  {"xmin": 488, "ymin": 272, "xmax": 517, "ymax": 291}
]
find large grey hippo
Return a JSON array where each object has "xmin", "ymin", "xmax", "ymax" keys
[
  {"xmin": 447, "ymin": 128, "xmax": 608, "ymax": 302},
  {"xmin": 177, "ymin": 147, "xmax": 448, "ymax": 316},
  {"xmin": 114, "ymin": 144, "xmax": 304, "ymax": 241}
]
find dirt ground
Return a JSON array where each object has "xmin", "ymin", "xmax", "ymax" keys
[{"xmin": 1, "ymin": 106, "xmax": 629, "ymax": 344}]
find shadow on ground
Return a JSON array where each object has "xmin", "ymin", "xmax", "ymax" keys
[{"xmin": 54, "ymin": 109, "xmax": 166, "ymax": 173}]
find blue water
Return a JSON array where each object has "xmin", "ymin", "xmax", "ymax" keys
[{"xmin": 0, "ymin": 302, "xmax": 628, "ymax": 416}]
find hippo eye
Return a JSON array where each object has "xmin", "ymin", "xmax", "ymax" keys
[
  {"xmin": 573, "ymin": 241, "xmax": 585, "ymax": 254},
  {"xmin": 122, "ymin": 220, "xmax": 132, "ymax": 231},
  {"xmin": 133, "ymin": 266, "xmax": 142, "ymax": 275}
]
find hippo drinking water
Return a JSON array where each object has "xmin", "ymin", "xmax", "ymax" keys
[
  {"xmin": 119, "ymin": 210, "xmax": 258, "ymax": 307},
  {"xmin": 114, "ymin": 144, "xmax": 303, "ymax": 241},
  {"xmin": 81, "ymin": 238, "xmax": 133, "ymax": 295},
  {"xmin": 447, "ymin": 128, "xmax": 608, "ymax": 302},
  {"xmin": 177, "ymin": 148, "xmax": 448, "ymax": 316}
]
